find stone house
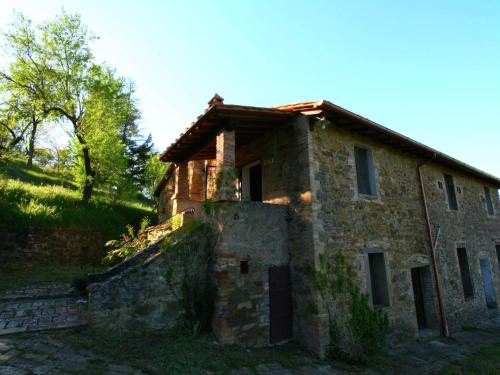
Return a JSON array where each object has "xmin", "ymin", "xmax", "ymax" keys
[{"xmin": 154, "ymin": 95, "xmax": 500, "ymax": 357}]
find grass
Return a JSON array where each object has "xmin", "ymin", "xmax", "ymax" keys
[
  {"xmin": 61, "ymin": 330, "xmax": 323, "ymax": 374},
  {"xmin": 440, "ymin": 342, "xmax": 500, "ymax": 375},
  {"xmin": 0, "ymin": 261, "xmax": 105, "ymax": 293},
  {"xmin": 0, "ymin": 156, "xmax": 155, "ymax": 241}
]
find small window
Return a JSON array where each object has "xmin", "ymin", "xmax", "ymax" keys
[
  {"xmin": 496, "ymin": 245, "xmax": 500, "ymax": 269},
  {"xmin": 444, "ymin": 174, "xmax": 458, "ymax": 210},
  {"xmin": 457, "ymin": 247, "xmax": 474, "ymax": 298},
  {"xmin": 355, "ymin": 146, "xmax": 377, "ymax": 196},
  {"xmin": 240, "ymin": 260, "xmax": 249, "ymax": 274},
  {"xmin": 368, "ymin": 252, "xmax": 390, "ymax": 306},
  {"xmin": 484, "ymin": 187, "xmax": 495, "ymax": 216}
]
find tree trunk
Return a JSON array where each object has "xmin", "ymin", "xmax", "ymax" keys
[
  {"xmin": 26, "ymin": 120, "xmax": 38, "ymax": 167},
  {"xmin": 81, "ymin": 145, "xmax": 95, "ymax": 204}
]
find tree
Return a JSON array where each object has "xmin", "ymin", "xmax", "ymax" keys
[
  {"xmin": 0, "ymin": 13, "xmax": 49, "ymax": 166},
  {"xmin": 1, "ymin": 11, "xmax": 147, "ymax": 203},
  {"xmin": 144, "ymin": 153, "xmax": 168, "ymax": 199}
]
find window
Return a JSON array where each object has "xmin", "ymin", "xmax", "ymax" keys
[
  {"xmin": 368, "ymin": 252, "xmax": 390, "ymax": 306},
  {"xmin": 456, "ymin": 247, "xmax": 474, "ymax": 298},
  {"xmin": 484, "ymin": 187, "xmax": 495, "ymax": 216},
  {"xmin": 355, "ymin": 146, "xmax": 377, "ymax": 196},
  {"xmin": 496, "ymin": 245, "xmax": 500, "ymax": 269},
  {"xmin": 444, "ymin": 174, "xmax": 458, "ymax": 210},
  {"xmin": 240, "ymin": 260, "xmax": 249, "ymax": 274}
]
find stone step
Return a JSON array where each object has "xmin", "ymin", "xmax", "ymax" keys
[{"xmin": 0, "ymin": 284, "xmax": 88, "ymax": 336}]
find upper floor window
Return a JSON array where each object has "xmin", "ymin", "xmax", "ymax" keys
[
  {"xmin": 444, "ymin": 174, "xmax": 458, "ymax": 210},
  {"xmin": 355, "ymin": 146, "xmax": 377, "ymax": 196},
  {"xmin": 484, "ymin": 187, "xmax": 495, "ymax": 216}
]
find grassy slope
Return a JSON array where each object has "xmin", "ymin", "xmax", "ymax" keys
[
  {"xmin": 0, "ymin": 157, "xmax": 155, "ymax": 292},
  {"xmin": 0, "ymin": 157, "xmax": 155, "ymax": 241}
]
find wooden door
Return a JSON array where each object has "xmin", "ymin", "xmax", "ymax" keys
[
  {"xmin": 411, "ymin": 268, "xmax": 427, "ymax": 330},
  {"xmin": 480, "ymin": 258, "xmax": 497, "ymax": 309},
  {"xmin": 269, "ymin": 265, "xmax": 293, "ymax": 343}
]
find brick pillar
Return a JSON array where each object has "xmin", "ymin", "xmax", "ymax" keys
[
  {"xmin": 215, "ymin": 129, "xmax": 237, "ymax": 201},
  {"xmin": 174, "ymin": 161, "xmax": 189, "ymax": 200},
  {"xmin": 189, "ymin": 160, "xmax": 204, "ymax": 201}
]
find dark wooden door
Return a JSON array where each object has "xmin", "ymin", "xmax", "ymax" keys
[
  {"xmin": 269, "ymin": 265, "xmax": 293, "ymax": 343},
  {"xmin": 411, "ymin": 268, "xmax": 427, "ymax": 330},
  {"xmin": 249, "ymin": 164, "xmax": 262, "ymax": 202}
]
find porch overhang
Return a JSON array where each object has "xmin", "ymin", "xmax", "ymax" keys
[{"xmin": 159, "ymin": 104, "xmax": 295, "ymax": 162}]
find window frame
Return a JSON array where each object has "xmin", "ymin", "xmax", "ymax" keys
[
  {"xmin": 365, "ymin": 249, "xmax": 390, "ymax": 307},
  {"xmin": 354, "ymin": 146, "xmax": 377, "ymax": 197},
  {"xmin": 456, "ymin": 247, "xmax": 474, "ymax": 299},
  {"xmin": 484, "ymin": 187, "xmax": 495, "ymax": 216},
  {"xmin": 444, "ymin": 174, "xmax": 458, "ymax": 211}
]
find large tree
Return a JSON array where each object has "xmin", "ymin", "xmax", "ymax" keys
[{"xmin": 1, "ymin": 11, "xmax": 144, "ymax": 203}]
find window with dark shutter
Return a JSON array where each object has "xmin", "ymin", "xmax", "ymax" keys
[
  {"xmin": 496, "ymin": 245, "xmax": 500, "ymax": 269},
  {"xmin": 457, "ymin": 247, "xmax": 474, "ymax": 298},
  {"xmin": 355, "ymin": 146, "xmax": 376, "ymax": 196},
  {"xmin": 484, "ymin": 187, "xmax": 494, "ymax": 215},
  {"xmin": 368, "ymin": 252, "xmax": 390, "ymax": 306},
  {"xmin": 444, "ymin": 174, "xmax": 458, "ymax": 210}
]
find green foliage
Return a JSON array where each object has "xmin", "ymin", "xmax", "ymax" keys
[
  {"xmin": 0, "ymin": 156, "xmax": 154, "ymax": 241},
  {"xmin": 314, "ymin": 251, "xmax": 389, "ymax": 362},
  {"xmin": 201, "ymin": 198, "xmax": 221, "ymax": 216},
  {"xmin": 347, "ymin": 287, "xmax": 389, "ymax": 359},
  {"xmin": 214, "ymin": 167, "xmax": 238, "ymax": 199},
  {"xmin": 161, "ymin": 221, "xmax": 215, "ymax": 336},
  {"xmin": 143, "ymin": 154, "xmax": 168, "ymax": 198},
  {"xmin": 102, "ymin": 216, "xmax": 151, "ymax": 266},
  {"xmin": 1, "ymin": 11, "xmax": 151, "ymax": 203}
]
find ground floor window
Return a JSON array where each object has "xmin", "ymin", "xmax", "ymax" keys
[
  {"xmin": 456, "ymin": 247, "xmax": 474, "ymax": 298},
  {"xmin": 367, "ymin": 251, "xmax": 390, "ymax": 307}
]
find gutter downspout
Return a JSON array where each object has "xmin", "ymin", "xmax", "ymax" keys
[{"xmin": 417, "ymin": 154, "xmax": 449, "ymax": 337}]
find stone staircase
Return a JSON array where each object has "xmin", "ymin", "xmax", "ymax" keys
[{"xmin": 0, "ymin": 283, "xmax": 87, "ymax": 335}]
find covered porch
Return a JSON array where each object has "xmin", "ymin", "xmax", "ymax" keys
[{"xmin": 156, "ymin": 95, "xmax": 296, "ymax": 222}]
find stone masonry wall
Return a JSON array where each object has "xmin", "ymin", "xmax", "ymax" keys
[
  {"xmin": 87, "ymin": 225, "xmax": 214, "ymax": 333},
  {"xmin": 422, "ymin": 163, "xmax": 500, "ymax": 332},
  {"xmin": 309, "ymin": 120, "xmax": 500, "ymax": 349},
  {"xmin": 233, "ymin": 117, "xmax": 327, "ymax": 355},
  {"xmin": 212, "ymin": 201, "xmax": 289, "ymax": 346},
  {"xmin": 0, "ymin": 228, "xmax": 105, "ymax": 266}
]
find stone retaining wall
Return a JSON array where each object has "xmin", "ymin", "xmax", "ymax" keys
[{"xmin": 0, "ymin": 229, "xmax": 105, "ymax": 266}]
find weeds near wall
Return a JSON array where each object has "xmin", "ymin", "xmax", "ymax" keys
[
  {"xmin": 214, "ymin": 168, "xmax": 238, "ymax": 200},
  {"xmin": 314, "ymin": 252, "xmax": 388, "ymax": 362},
  {"xmin": 102, "ymin": 213, "xmax": 183, "ymax": 266},
  {"xmin": 161, "ymin": 220, "xmax": 216, "ymax": 336}
]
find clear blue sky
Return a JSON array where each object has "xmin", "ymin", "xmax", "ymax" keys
[{"xmin": 1, "ymin": 0, "xmax": 499, "ymax": 177}]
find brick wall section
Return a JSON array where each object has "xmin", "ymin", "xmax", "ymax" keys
[
  {"xmin": 309, "ymin": 120, "xmax": 500, "ymax": 349},
  {"xmin": 215, "ymin": 129, "xmax": 237, "ymax": 200},
  {"xmin": 175, "ymin": 161, "xmax": 189, "ymax": 200},
  {"xmin": 158, "ymin": 171, "xmax": 176, "ymax": 223},
  {"xmin": 212, "ymin": 202, "xmax": 289, "ymax": 346},
  {"xmin": 189, "ymin": 160, "xmax": 205, "ymax": 201},
  {"xmin": 0, "ymin": 229, "xmax": 105, "ymax": 266}
]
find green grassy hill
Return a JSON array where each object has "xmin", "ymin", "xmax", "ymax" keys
[
  {"xmin": 0, "ymin": 157, "xmax": 155, "ymax": 241},
  {"xmin": 0, "ymin": 157, "xmax": 156, "ymax": 292}
]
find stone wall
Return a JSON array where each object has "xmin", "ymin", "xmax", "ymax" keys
[
  {"xmin": 87, "ymin": 224, "xmax": 214, "ymax": 332},
  {"xmin": 0, "ymin": 228, "xmax": 105, "ymax": 266},
  {"xmin": 233, "ymin": 117, "xmax": 327, "ymax": 355},
  {"xmin": 158, "ymin": 169, "xmax": 176, "ymax": 223},
  {"xmin": 212, "ymin": 201, "xmax": 289, "ymax": 346},
  {"xmin": 309, "ymin": 119, "xmax": 500, "ymax": 349}
]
